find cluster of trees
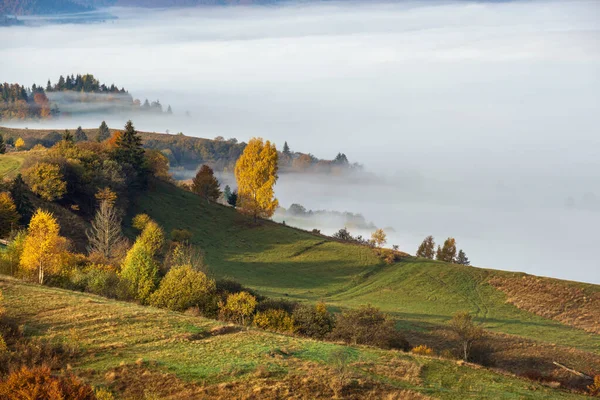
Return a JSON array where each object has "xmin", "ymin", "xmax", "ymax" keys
[
  {"xmin": 280, "ymin": 203, "xmax": 376, "ymax": 231},
  {"xmin": 416, "ymin": 235, "xmax": 470, "ymax": 265},
  {"xmin": 0, "ymin": 83, "xmax": 55, "ymax": 120},
  {"xmin": 1, "ymin": 74, "xmax": 172, "ymax": 121},
  {"xmin": 279, "ymin": 141, "xmax": 362, "ymax": 174},
  {"xmin": 332, "ymin": 227, "xmax": 388, "ymax": 248}
]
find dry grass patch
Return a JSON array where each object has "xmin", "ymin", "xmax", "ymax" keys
[
  {"xmin": 489, "ymin": 275, "xmax": 600, "ymax": 334},
  {"xmin": 352, "ymin": 356, "xmax": 423, "ymax": 385}
]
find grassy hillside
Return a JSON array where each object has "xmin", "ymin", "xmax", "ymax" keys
[
  {"xmin": 0, "ymin": 153, "xmax": 24, "ymax": 179},
  {"xmin": 0, "ymin": 276, "xmax": 589, "ymax": 399}
]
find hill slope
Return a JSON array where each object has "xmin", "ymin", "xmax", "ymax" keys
[{"xmin": 0, "ymin": 276, "xmax": 589, "ymax": 399}]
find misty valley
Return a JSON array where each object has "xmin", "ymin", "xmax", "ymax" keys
[{"xmin": 0, "ymin": 1, "xmax": 599, "ymax": 399}]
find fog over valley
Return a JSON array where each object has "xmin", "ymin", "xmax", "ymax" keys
[{"xmin": 1, "ymin": 0, "xmax": 599, "ymax": 283}]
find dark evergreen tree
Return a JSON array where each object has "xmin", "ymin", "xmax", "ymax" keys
[
  {"xmin": 142, "ymin": 99, "xmax": 150, "ymax": 109},
  {"xmin": 46, "ymin": 79, "xmax": 52, "ymax": 91},
  {"xmin": 223, "ymin": 185, "xmax": 232, "ymax": 202},
  {"xmin": 74, "ymin": 126, "xmax": 88, "ymax": 142},
  {"xmin": 62, "ymin": 129, "xmax": 74, "ymax": 143},
  {"xmin": 0, "ymin": 134, "xmax": 5, "ymax": 154},
  {"xmin": 57, "ymin": 75, "xmax": 66, "ymax": 90},
  {"xmin": 10, "ymin": 174, "xmax": 33, "ymax": 224},
  {"xmin": 167, "ymin": 105, "xmax": 173, "ymax": 114},
  {"xmin": 333, "ymin": 153, "xmax": 349, "ymax": 165},
  {"xmin": 227, "ymin": 190, "xmax": 238, "ymax": 208},
  {"xmin": 416, "ymin": 235, "xmax": 435, "ymax": 259},
  {"xmin": 456, "ymin": 249, "xmax": 470, "ymax": 266},
  {"xmin": 114, "ymin": 120, "xmax": 146, "ymax": 176},
  {"xmin": 283, "ymin": 141, "xmax": 291, "ymax": 155},
  {"xmin": 97, "ymin": 121, "xmax": 110, "ymax": 142}
]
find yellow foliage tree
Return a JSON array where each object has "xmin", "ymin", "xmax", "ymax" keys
[
  {"xmin": 221, "ymin": 291, "xmax": 257, "ymax": 325},
  {"xmin": 371, "ymin": 228, "xmax": 387, "ymax": 248},
  {"xmin": 234, "ymin": 138, "xmax": 279, "ymax": 222},
  {"xmin": 20, "ymin": 209, "xmax": 69, "ymax": 284},
  {"xmin": 0, "ymin": 192, "xmax": 20, "ymax": 239},
  {"xmin": 14, "ymin": 137, "xmax": 25, "ymax": 151},
  {"xmin": 23, "ymin": 162, "xmax": 67, "ymax": 201}
]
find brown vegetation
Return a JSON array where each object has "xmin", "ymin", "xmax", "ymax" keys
[{"xmin": 489, "ymin": 275, "xmax": 600, "ymax": 334}]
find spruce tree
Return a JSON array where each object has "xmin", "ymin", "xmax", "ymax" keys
[
  {"xmin": 456, "ymin": 250, "xmax": 470, "ymax": 266},
  {"xmin": 97, "ymin": 121, "xmax": 110, "ymax": 142},
  {"xmin": 114, "ymin": 120, "xmax": 146, "ymax": 176},
  {"xmin": 74, "ymin": 126, "xmax": 88, "ymax": 142},
  {"xmin": 0, "ymin": 134, "xmax": 6, "ymax": 154},
  {"xmin": 167, "ymin": 105, "xmax": 173, "ymax": 114},
  {"xmin": 283, "ymin": 141, "xmax": 291, "ymax": 155}
]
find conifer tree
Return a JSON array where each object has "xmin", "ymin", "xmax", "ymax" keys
[
  {"xmin": 167, "ymin": 105, "xmax": 173, "ymax": 114},
  {"xmin": 456, "ymin": 249, "xmax": 470, "ymax": 266},
  {"xmin": 97, "ymin": 121, "xmax": 110, "ymax": 142},
  {"xmin": 114, "ymin": 120, "xmax": 146, "ymax": 177},
  {"xmin": 62, "ymin": 129, "xmax": 74, "ymax": 143},
  {"xmin": 74, "ymin": 126, "xmax": 87, "ymax": 142},
  {"xmin": 283, "ymin": 141, "xmax": 291, "ymax": 155}
]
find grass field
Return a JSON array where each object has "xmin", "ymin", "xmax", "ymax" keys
[
  {"xmin": 132, "ymin": 181, "xmax": 600, "ymax": 356},
  {"xmin": 0, "ymin": 276, "xmax": 589, "ymax": 399},
  {"xmin": 0, "ymin": 153, "xmax": 25, "ymax": 179}
]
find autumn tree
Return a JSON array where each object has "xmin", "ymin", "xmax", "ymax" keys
[
  {"xmin": 220, "ymin": 291, "xmax": 257, "ymax": 325},
  {"xmin": 371, "ymin": 228, "xmax": 387, "ymax": 248},
  {"xmin": 436, "ymin": 237, "xmax": 457, "ymax": 263},
  {"xmin": 0, "ymin": 192, "xmax": 20, "ymax": 238},
  {"xmin": 449, "ymin": 311, "xmax": 483, "ymax": 361},
  {"xmin": 14, "ymin": 137, "xmax": 25, "ymax": 151},
  {"xmin": 95, "ymin": 187, "xmax": 118, "ymax": 206},
  {"xmin": 234, "ymin": 138, "xmax": 279, "ymax": 222},
  {"xmin": 86, "ymin": 200, "xmax": 126, "ymax": 262},
  {"xmin": 456, "ymin": 249, "xmax": 470, "ymax": 266},
  {"xmin": 20, "ymin": 209, "xmax": 69, "ymax": 284},
  {"xmin": 23, "ymin": 162, "xmax": 67, "ymax": 201},
  {"xmin": 416, "ymin": 235, "xmax": 435, "ymax": 259},
  {"xmin": 120, "ymin": 216, "xmax": 164, "ymax": 303},
  {"xmin": 0, "ymin": 134, "xmax": 5, "ymax": 154},
  {"xmin": 97, "ymin": 121, "xmax": 110, "ymax": 142},
  {"xmin": 192, "ymin": 165, "xmax": 221, "ymax": 202},
  {"xmin": 145, "ymin": 149, "xmax": 170, "ymax": 180},
  {"xmin": 74, "ymin": 126, "xmax": 87, "ymax": 142}
]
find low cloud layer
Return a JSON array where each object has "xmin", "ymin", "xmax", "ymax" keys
[{"xmin": 1, "ymin": 0, "xmax": 599, "ymax": 282}]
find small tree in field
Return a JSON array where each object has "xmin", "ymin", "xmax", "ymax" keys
[
  {"xmin": 20, "ymin": 209, "xmax": 69, "ymax": 284},
  {"xmin": 191, "ymin": 165, "xmax": 221, "ymax": 203},
  {"xmin": 150, "ymin": 265, "xmax": 216, "ymax": 312},
  {"xmin": 221, "ymin": 291, "xmax": 257, "ymax": 325},
  {"xmin": 416, "ymin": 235, "xmax": 435, "ymax": 259},
  {"xmin": 74, "ymin": 126, "xmax": 87, "ymax": 142},
  {"xmin": 449, "ymin": 311, "xmax": 483, "ymax": 361},
  {"xmin": 371, "ymin": 229, "xmax": 387, "ymax": 248},
  {"xmin": 14, "ymin": 138, "xmax": 25, "ymax": 151}
]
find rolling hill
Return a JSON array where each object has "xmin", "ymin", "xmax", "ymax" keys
[
  {"xmin": 0, "ymin": 276, "xmax": 590, "ymax": 399},
  {"xmin": 1, "ymin": 132, "xmax": 599, "ymax": 396}
]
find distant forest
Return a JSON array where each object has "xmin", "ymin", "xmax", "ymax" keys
[{"xmin": 0, "ymin": 74, "xmax": 172, "ymax": 121}]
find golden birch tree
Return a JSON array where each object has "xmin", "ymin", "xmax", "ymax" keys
[{"xmin": 234, "ymin": 138, "xmax": 279, "ymax": 222}]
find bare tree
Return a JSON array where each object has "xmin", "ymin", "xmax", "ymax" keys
[{"xmin": 86, "ymin": 200, "xmax": 126, "ymax": 261}]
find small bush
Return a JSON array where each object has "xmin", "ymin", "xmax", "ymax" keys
[
  {"xmin": 150, "ymin": 265, "xmax": 216, "ymax": 312},
  {"xmin": 329, "ymin": 305, "xmax": 409, "ymax": 351},
  {"xmin": 132, "ymin": 213, "xmax": 151, "ymax": 230},
  {"xmin": 219, "ymin": 291, "xmax": 257, "ymax": 325},
  {"xmin": 589, "ymin": 375, "xmax": 600, "ymax": 396},
  {"xmin": 253, "ymin": 309, "xmax": 295, "ymax": 333},
  {"xmin": 293, "ymin": 302, "xmax": 335, "ymax": 339},
  {"xmin": 0, "ymin": 365, "xmax": 96, "ymax": 400},
  {"xmin": 171, "ymin": 229, "xmax": 192, "ymax": 243},
  {"xmin": 411, "ymin": 345, "xmax": 434, "ymax": 356}
]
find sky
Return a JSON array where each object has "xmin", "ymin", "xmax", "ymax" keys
[{"xmin": 1, "ymin": 0, "xmax": 599, "ymax": 283}]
